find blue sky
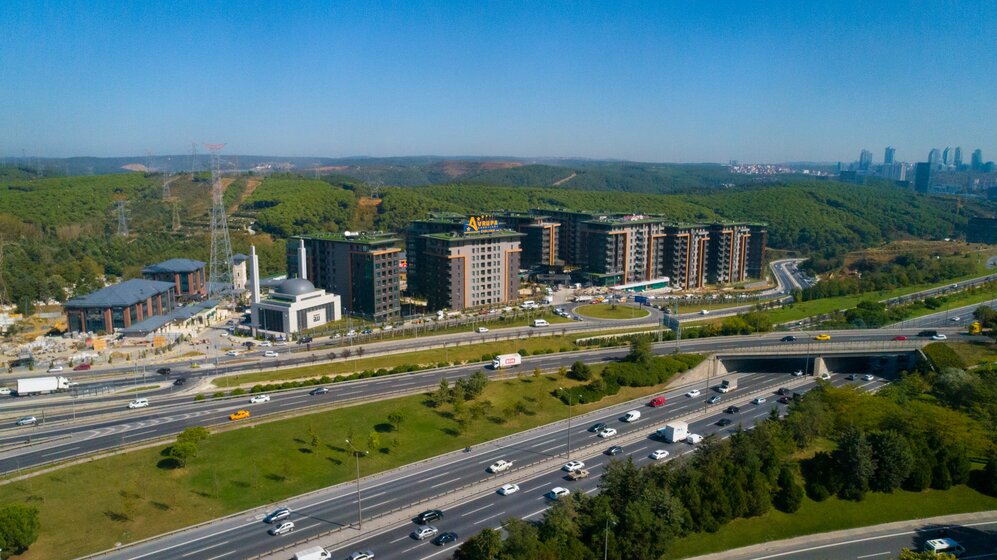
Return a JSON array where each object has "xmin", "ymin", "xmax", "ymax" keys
[{"xmin": 1, "ymin": 1, "xmax": 995, "ymax": 163}]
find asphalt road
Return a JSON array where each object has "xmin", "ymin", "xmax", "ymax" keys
[
  {"xmin": 888, "ymin": 298, "xmax": 997, "ymax": 329},
  {"xmin": 0, "ymin": 328, "xmax": 934, "ymax": 474},
  {"xmin": 100, "ymin": 369, "xmax": 865, "ymax": 560}
]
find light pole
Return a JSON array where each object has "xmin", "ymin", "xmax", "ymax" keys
[
  {"xmin": 560, "ymin": 387, "xmax": 572, "ymax": 459},
  {"xmin": 345, "ymin": 438, "xmax": 366, "ymax": 530},
  {"xmin": 604, "ymin": 516, "xmax": 616, "ymax": 560}
]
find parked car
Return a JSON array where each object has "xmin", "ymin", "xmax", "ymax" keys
[
  {"xmin": 268, "ymin": 521, "xmax": 295, "ymax": 536},
  {"xmin": 229, "ymin": 410, "xmax": 251, "ymax": 421},
  {"xmin": 411, "ymin": 526, "xmax": 439, "ymax": 540},
  {"xmin": 498, "ymin": 483, "xmax": 520, "ymax": 495},
  {"xmin": 226, "ymin": 350, "xmax": 240, "ymax": 357},
  {"xmin": 847, "ymin": 374, "xmax": 857, "ymax": 380},
  {"xmin": 863, "ymin": 374, "xmax": 875, "ymax": 381},
  {"xmin": 73, "ymin": 363, "xmax": 92, "ymax": 371},
  {"xmin": 309, "ymin": 387, "xmax": 329, "ymax": 395},
  {"xmin": 263, "ymin": 507, "xmax": 291, "ymax": 524},
  {"xmin": 649, "ymin": 449, "xmax": 670, "ymax": 460},
  {"xmin": 415, "ymin": 509, "xmax": 444, "ymax": 524},
  {"xmin": 249, "ymin": 394, "xmax": 271, "ymax": 404},
  {"xmin": 432, "ymin": 532, "xmax": 458, "ymax": 546},
  {"xmin": 562, "ymin": 460, "xmax": 585, "ymax": 472}
]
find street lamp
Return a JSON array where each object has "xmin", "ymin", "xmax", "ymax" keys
[
  {"xmin": 559, "ymin": 387, "xmax": 572, "ymax": 459},
  {"xmin": 345, "ymin": 438, "xmax": 367, "ymax": 530},
  {"xmin": 604, "ymin": 516, "xmax": 616, "ymax": 560}
]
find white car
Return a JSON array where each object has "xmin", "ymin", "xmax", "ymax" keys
[
  {"xmin": 819, "ymin": 372, "xmax": 831, "ymax": 380},
  {"xmin": 488, "ymin": 459, "xmax": 512, "ymax": 473},
  {"xmin": 264, "ymin": 350, "xmax": 279, "ymax": 358},
  {"xmin": 476, "ymin": 327, "xmax": 489, "ymax": 333},
  {"xmin": 346, "ymin": 330, "xmax": 357, "ymax": 337},
  {"xmin": 275, "ymin": 340, "xmax": 289, "ymax": 346},
  {"xmin": 699, "ymin": 309, "xmax": 710, "ymax": 315},
  {"xmin": 753, "ymin": 397, "xmax": 767, "ymax": 405},
  {"xmin": 411, "ymin": 526, "xmax": 438, "ymax": 540},
  {"xmin": 792, "ymin": 370, "xmax": 804, "ymax": 377},
  {"xmin": 498, "ymin": 483, "xmax": 520, "ymax": 496},
  {"xmin": 686, "ymin": 433, "xmax": 703, "ymax": 444},
  {"xmin": 348, "ymin": 552, "xmax": 375, "ymax": 560},
  {"xmin": 950, "ymin": 316, "xmax": 960, "ymax": 322},
  {"xmin": 258, "ymin": 341, "xmax": 273, "ymax": 347},
  {"xmin": 562, "ymin": 460, "xmax": 585, "ymax": 472},
  {"xmin": 547, "ymin": 487, "xmax": 570, "ymax": 500},
  {"xmin": 127, "ymin": 398, "xmax": 150, "ymax": 409},
  {"xmin": 226, "ymin": 350, "xmax": 240, "ymax": 357},
  {"xmin": 686, "ymin": 389, "xmax": 701, "ymax": 398},
  {"xmin": 0, "ymin": 387, "xmax": 11, "ymax": 396},
  {"xmin": 932, "ymin": 334, "xmax": 948, "ymax": 341},
  {"xmin": 649, "ymin": 449, "xmax": 670, "ymax": 460},
  {"xmin": 863, "ymin": 374, "xmax": 875, "ymax": 381},
  {"xmin": 598, "ymin": 427, "xmax": 618, "ymax": 438},
  {"xmin": 268, "ymin": 521, "xmax": 295, "ymax": 536},
  {"xmin": 47, "ymin": 366, "xmax": 64, "ymax": 373},
  {"xmin": 250, "ymin": 394, "xmax": 271, "ymax": 404}
]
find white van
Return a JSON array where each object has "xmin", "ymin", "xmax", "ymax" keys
[
  {"xmin": 923, "ymin": 538, "xmax": 965, "ymax": 556},
  {"xmin": 532, "ymin": 319, "xmax": 549, "ymax": 327},
  {"xmin": 622, "ymin": 410, "xmax": 641, "ymax": 422},
  {"xmin": 522, "ymin": 300, "xmax": 537, "ymax": 309},
  {"xmin": 128, "ymin": 398, "xmax": 150, "ymax": 409}
]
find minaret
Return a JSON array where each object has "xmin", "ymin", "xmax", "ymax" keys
[{"xmin": 298, "ymin": 239, "xmax": 307, "ymax": 280}]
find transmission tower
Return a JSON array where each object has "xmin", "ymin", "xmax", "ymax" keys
[
  {"xmin": 0, "ymin": 236, "xmax": 9, "ymax": 307},
  {"xmin": 206, "ymin": 143, "xmax": 233, "ymax": 298},
  {"xmin": 162, "ymin": 173, "xmax": 171, "ymax": 199},
  {"xmin": 115, "ymin": 199, "xmax": 129, "ymax": 237},
  {"xmin": 190, "ymin": 142, "xmax": 199, "ymax": 180},
  {"xmin": 172, "ymin": 200, "xmax": 181, "ymax": 232}
]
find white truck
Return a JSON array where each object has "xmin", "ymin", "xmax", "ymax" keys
[
  {"xmin": 656, "ymin": 420, "xmax": 688, "ymax": 443},
  {"xmin": 16, "ymin": 376, "xmax": 71, "ymax": 396},
  {"xmin": 718, "ymin": 376, "xmax": 737, "ymax": 393},
  {"xmin": 574, "ymin": 295, "xmax": 594, "ymax": 302},
  {"xmin": 293, "ymin": 546, "xmax": 332, "ymax": 560},
  {"xmin": 492, "ymin": 353, "xmax": 523, "ymax": 369}
]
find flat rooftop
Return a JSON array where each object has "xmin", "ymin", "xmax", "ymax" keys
[{"xmin": 296, "ymin": 232, "xmax": 400, "ymax": 245}]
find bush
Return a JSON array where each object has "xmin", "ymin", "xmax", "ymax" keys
[
  {"xmin": 193, "ymin": 394, "xmax": 205, "ymax": 401},
  {"xmin": 230, "ymin": 388, "xmax": 246, "ymax": 396}
]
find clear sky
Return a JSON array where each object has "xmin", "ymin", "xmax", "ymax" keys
[{"xmin": 1, "ymin": 1, "xmax": 995, "ymax": 163}]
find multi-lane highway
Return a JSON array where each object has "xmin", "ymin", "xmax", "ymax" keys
[
  {"xmin": 0, "ymin": 329, "xmax": 931, "ymax": 474},
  {"xmin": 889, "ymin": 297, "xmax": 997, "ymax": 329},
  {"xmin": 98, "ymin": 367, "xmax": 871, "ymax": 560}
]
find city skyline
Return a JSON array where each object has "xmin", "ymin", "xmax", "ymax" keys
[{"xmin": 2, "ymin": 1, "xmax": 995, "ymax": 162}]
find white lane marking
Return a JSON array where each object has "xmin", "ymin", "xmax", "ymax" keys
[
  {"xmin": 41, "ymin": 446, "xmax": 79, "ymax": 457},
  {"xmin": 128, "ymin": 429, "xmax": 160, "ymax": 438},
  {"xmin": 421, "ymin": 471, "xmax": 452, "ymax": 482},
  {"xmin": 181, "ymin": 540, "xmax": 229, "ymax": 556},
  {"xmin": 204, "ymin": 551, "xmax": 235, "ymax": 560},
  {"xmin": 473, "ymin": 510, "xmax": 506, "ymax": 524},
  {"xmin": 856, "ymin": 553, "xmax": 890, "ymax": 559},
  {"xmin": 389, "ymin": 534, "xmax": 409, "ymax": 544},
  {"xmin": 462, "ymin": 504, "xmax": 493, "ymax": 517},
  {"xmin": 522, "ymin": 507, "xmax": 548, "ymax": 519},
  {"xmin": 530, "ymin": 437, "xmax": 558, "ymax": 448},
  {"xmin": 420, "ymin": 546, "xmax": 460, "ymax": 559},
  {"xmin": 430, "ymin": 479, "xmax": 455, "ymax": 489}
]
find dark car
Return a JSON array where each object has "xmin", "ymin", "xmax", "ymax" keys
[
  {"xmin": 298, "ymin": 336, "xmax": 313, "ymax": 344},
  {"xmin": 716, "ymin": 418, "xmax": 733, "ymax": 427},
  {"xmin": 778, "ymin": 396, "xmax": 791, "ymax": 404},
  {"xmin": 588, "ymin": 422, "xmax": 608, "ymax": 433},
  {"xmin": 173, "ymin": 377, "xmax": 187, "ymax": 386},
  {"xmin": 416, "ymin": 509, "xmax": 444, "ymax": 524},
  {"xmin": 606, "ymin": 445, "xmax": 624, "ymax": 456},
  {"xmin": 263, "ymin": 507, "xmax": 291, "ymax": 524},
  {"xmin": 917, "ymin": 330, "xmax": 938, "ymax": 337},
  {"xmin": 361, "ymin": 329, "xmax": 374, "ymax": 335},
  {"xmin": 157, "ymin": 367, "xmax": 172, "ymax": 375},
  {"xmin": 432, "ymin": 531, "xmax": 458, "ymax": 546},
  {"xmin": 309, "ymin": 387, "xmax": 329, "ymax": 395},
  {"xmin": 781, "ymin": 335, "xmax": 798, "ymax": 342},
  {"xmin": 725, "ymin": 405, "xmax": 740, "ymax": 414},
  {"xmin": 777, "ymin": 387, "xmax": 789, "ymax": 396},
  {"xmin": 846, "ymin": 374, "xmax": 857, "ymax": 381}
]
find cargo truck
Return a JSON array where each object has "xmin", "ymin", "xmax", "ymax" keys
[
  {"xmin": 491, "ymin": 353, "xmax": 523, "ymax": 369},
  {"xmin": 718, "ymin": 377, "xmax": 737, "ymax": 393},
  {"xmin": 656, "ymin": 421, "xmax": 688, "ymax": 443},
  {"xmin": 293, "ymin": 546, "xmax": 332, "ymax": 560},
  {"xmin": 968, "ymin": 321, "xmax": 983, "ymax": 335},
  {"xmin": 16, "ymin": 376, "xmax": 71, "ymax": 396}
]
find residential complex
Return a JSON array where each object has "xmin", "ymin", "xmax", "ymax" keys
[{"xmin": 419, "ymin": 227, "xmax": 523, "ymax": 311}]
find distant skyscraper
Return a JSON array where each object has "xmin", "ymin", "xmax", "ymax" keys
[
  {"xmin": 928, "ymin": 149, "xmax": 941, "ymax": 168},
  {"xmin": 971, "ymin": 149, "xmax": 983, "ymax": 170},
  {"xmin": 954, "ymin": 147, "xmax": 963, "ymax": 167},
  {"xmin": 884, "ymin": 146, "xmax": 896, "ymax": 165},
  {"xmin": 914, "ymin": 162, "xmax": 932, "ymax": 193},
  {"xmin": 943, "ymin": 147, "xmax": 953, "ymax": 166},
  {"xmin": 858, "ymin": 149, "xmax": 873, "ymax": 171}
]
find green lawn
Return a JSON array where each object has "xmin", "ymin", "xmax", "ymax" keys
[
  {"xmin": 0, "ymin": 370, "xmax": 685, "ymax": 560},
  {"xmin": 676, "ymin": 301, "xmax": 753, "ymax": 314},
  {"xmin": 899, "ymin": 289, "xmax": 997, "ymax": 321},
  {"xmin": 946, "ymin": 340, "xmax": 997, "ymax": 368},
  {"xmin": 666, "ymin": 485, "xmax": 997, "ymax": 559},
  {"xmin": 575, "ymin": 304, "xmax": 650, "ymax": 320},
  {"xmin": 301, "ymin": 309, "xmax": 571, "ymax": 340}
]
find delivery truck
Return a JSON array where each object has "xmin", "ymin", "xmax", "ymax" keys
[
  {"xmin": 718, "ymin": 376, "xmax": 737, "ymax": 393},
  {"xmin": 16, "ymin": 376, "xmax": 71, "ymax": 396},
  {"xmin": 293, "ymin": 546, "xmax": 332, "ymax": 560},
  {"xmin": 491, "ymin": 353, "xmax": 523, "ymax": 369},
  {"xmin": 656, "ymin": 421, "xmax": 688, "ymax": 443}
]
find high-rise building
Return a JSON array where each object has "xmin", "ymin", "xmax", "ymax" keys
[
  {"xmin": 494, "ymin": 212, "xmax": 561, "ymax": 269},
  {"xmin": 914, "ymin": 162, "xmax": 932, "ymax": 193},
  {"xmin": 404, "ymin": 213, "xmax": 467, "ymax": 297},
  {"xmin": 972, "ymin": 149, "xmax": 984, "ymax": 170},
  {"xmin": 943, "ymin": 147, "xmax": 953, "ymax": 167},
  {"xmin": 858, "ymin": 150, "xmax": 873, "ymax": 171},
  {"xmin": 660, "ymin": 224, "xmax": 710, "ymax": 290},
  {"xmin": 419, "ymin": 228, "xmax": 523, "ymax": 311},
  {"xmin": 954, "ymin": 147, "xmax": 963, "ymax": 167},
  {"xmin": 706, "ymin": 223, "xmax": 754, "ymax": 285},
  {"xmin": 884, "ymin": 146, "xmax": 896, "ymax": 165},
  {"xmin": 581, "ymin": 215, "xmax": 669, "ymax": 286},
  {"xmin": 288, "ymin": 232, "xmax": 402, "ymax": 322},
  {"xmin": 533, "ymin": 209, "xmax": 607, "ymax": 268},
  {"xmin": 928, "ymin": 149, "xmax": 941, "ymax": 169}
]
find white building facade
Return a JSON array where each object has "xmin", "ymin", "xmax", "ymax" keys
[{"xmin": 250, "ymin": 278, "xmax": 341, "ymax": 336}]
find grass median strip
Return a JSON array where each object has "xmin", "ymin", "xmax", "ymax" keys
[
  {"xmin": 575, "ymin": 304, "xmax": 651, "ymax": 320},
  {"xmin": 0, "ymin": 365, "xmax": 689, "ymax": 560}
]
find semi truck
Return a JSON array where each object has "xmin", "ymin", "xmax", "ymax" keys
[
  {"xmin": 718, "ymin": 376, "xmax": 737, "ymax": 393},
  {"xmin": 16, "ymin": 376, "xmax": 71, "ymax": 396},
  {"xmin": 491, "ymin": 353, "xmax": 523, "ymax": 369},
  {"xmin": 656, "ymin": 420, "xmax": 688, "ymax": 443}
]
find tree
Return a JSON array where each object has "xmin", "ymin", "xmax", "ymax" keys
[
  {"xmin": 868, "ymin": 431, "xmax": 913, "ymax": 493},
  {"xmin": 0, "ymin": 504, "xmax": 40, "ymax": 559},
  {"xmin": 453, "ymin": 527, "xmax": 502, "ymax": 560},
  {"xmin": 366, "ymin": 431, "xmax": 381, "ymax": 453},
  {"xmin": 834, "ymin": 427, "xmax": 875, "ymax": 501},
  {"xmin": 169, "ymin": 440, "xmax": 199, "ymax": 467},
  {"xmin": 773, "ymin": 464, "xmax": 804, "ymax": 513},
  {"xmin": 432, "ymin": 378, "xmax": 452, "ymax": 407},
  {"xmin": 979, "ymin": 454, "xmax": 997, "ymax": 497},
  {"xmin": 568, "ymin": 360, "xmax": 592, "ymax": 381},
  {"xmin": 897, "ymin": 549, "xmax": 957, "ymax": 560},
  {"xmin": 387, "ymin": 411, "xmax": 404, "ymax": 431},
  {"xmin": 500, "ymin": 518, "xmax": 542, "ymax": 559},
  {"xmin": 177, "ymin": 426, "xmax": 209, "ymax": 446},
  {"xmin": 628, "ymin": 337, "xmax": 653, "ymax": 364},
  {"xmin": 307, "ymin": 424, "xmax": 321, "ymax": 449}
]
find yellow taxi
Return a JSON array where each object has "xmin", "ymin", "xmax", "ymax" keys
[
  {"xmin": 229, "ymin": 409, "xmax": 251, "ymax": 421},
  {"xmin": 814, "ymin": 333, "xmax": 832, "ymax": 341}
]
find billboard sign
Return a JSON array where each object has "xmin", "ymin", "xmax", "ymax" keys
[{"xmin": 464, "ymin": 215, "xmax": 500, "ymax": 234}]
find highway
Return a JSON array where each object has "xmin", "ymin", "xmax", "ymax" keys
[
  {"xmin": 0, "ymin": 329, "xmax": 933, "ymax": 474},
  {"xmin": 98, "ymin": 367, "xmax": 872, "ymax": 560},
  {"xmin": 888, "ymin": 297, "xmax": 997, "ymax": 329}
]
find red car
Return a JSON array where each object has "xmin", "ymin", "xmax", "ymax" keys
[
  {"xmin": 648, "ymin": 396, "xmax": 666, "ymax": 407},
  {"xmin": 892, "ymin": 335, "xmax": 908, "ymax": 341},
  {"xmin": 73, "ymin": 363, "xmax": 91, "ymax": 371}
]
